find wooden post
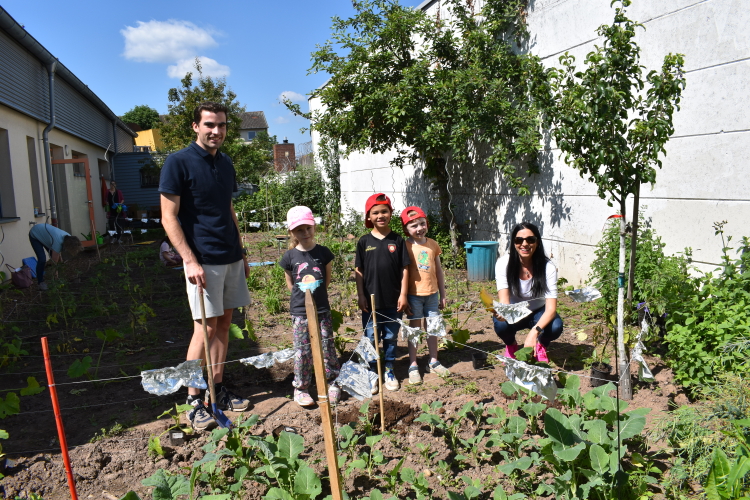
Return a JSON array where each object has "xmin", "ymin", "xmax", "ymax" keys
[
  {"xmin": 370, "ymin": 294, "xmax": 386, "ymax": 432},
  {"xmin": 304, "ymin": 290, "xmax": 344, "ymax": 500}
]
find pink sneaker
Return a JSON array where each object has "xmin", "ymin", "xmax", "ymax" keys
[
  {"xmin": 504, "ymin": 344, "xmax": 520, "ymax": 359},
  {"xmin": 535, "ymin": 343, "xmax": 549, "ymax": 363}
]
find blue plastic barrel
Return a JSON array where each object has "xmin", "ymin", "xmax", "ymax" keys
[{"xmin": 464, "ymin": 241, "xmax": 499, "ymax": 281}]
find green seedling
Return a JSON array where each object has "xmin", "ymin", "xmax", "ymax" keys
[
  {"xmin": 401, "ymin": 467, "xmax": 431, "ymax": 500},
  {"xmin": 157, "ymin": 404, "xmax": 194, "ymax": 436},
  {"xmin": 347, "ymin": 434, "xmax": 386, "ymax": 479},
  {"xmin": 94, "ymin": 328, "xmax": 124, "ymax": 379}
]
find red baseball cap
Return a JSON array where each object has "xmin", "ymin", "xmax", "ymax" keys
[
  {"xmin": 401, "ymin": 206, "xmax": 428, "ymax": 227},
  {"xmin": 364, "ymin": 193, "xmax": 393, "ymax": 228}
]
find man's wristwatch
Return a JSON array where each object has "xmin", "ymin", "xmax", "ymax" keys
[{"xmin": 534, "ymin": 325, "xmax": 543, "ymax": 334}]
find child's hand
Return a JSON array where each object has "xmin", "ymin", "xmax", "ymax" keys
[
  {"xmin": 397, "ymin": 295, "xmax": 411, "ymax": 315},
  {"xmin": 439, "ymin": 296, "xmax": 447, "ymax": 310},
  {"xmin": 358, "ymin": 296, "xmax": 370, "ymax": 312}
]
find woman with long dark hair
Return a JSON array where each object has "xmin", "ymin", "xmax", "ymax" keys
[{"xmin": 493, "ymin": 222, "xmax": 563, "ymax": 362}]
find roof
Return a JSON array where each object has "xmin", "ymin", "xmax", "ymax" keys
[
  {"xmin": 0, "ymin": 7, "xmax": 137, "ymax": 138},
  {"xmin": 240, "ymin": 111, "xmax": 268, "ymax": 130}
]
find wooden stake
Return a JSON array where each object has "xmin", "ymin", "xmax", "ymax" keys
[
  {"xmin": 41, "ymin": 337, "xmax": 78, "ymax": 500},
  {"xmin": 304, "ymin": 290, "xmax": 343, "ymax": 500},
  {"xmin": 370, "ymin": 294, "xmax": 386, "ymax": 432}
]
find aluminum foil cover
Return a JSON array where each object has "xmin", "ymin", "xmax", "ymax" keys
[
  {"xmin": 426, "ymin": 315, "xmax": 447, "ymax": 337},
  {"xmin": 334, "ymin": 361, "xmax": 372, "ymax": 401},
  {"xmin": 141, "ymin": 359, "xmax": 207, "ymax": 396},
  {"xmin": 498, "ymin": 356, "xmax": 558, "ymax": 401},
  {"xmin": 353, "ymin": 336, "xmax": 379, "ymax": 364},
  {"xmin": 631, "ymin": 319, "xmax": 655, "ymax": 382},
  {"xmin": 240, "ymin": 348, "xmax": 295, "ymax": 369},
  {"xmin": 566, "ymin": 287, "xmax": 603, "ymax": 303},
  {"xmin": 398, "ymin": 320, "xmax": 424, "ymax": 345},
  {"xmin": 493, "ymin": 301, "xmax": 532, "ymax": 324}
]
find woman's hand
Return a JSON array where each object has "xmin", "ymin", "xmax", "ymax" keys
[{"xmin": 523, "ymin": 329, "xmax": 539, "ymax": 348}]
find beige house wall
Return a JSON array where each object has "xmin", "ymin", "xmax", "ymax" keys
[{"xmin": 0, "ymin": 104, "xmax": 110, "ymax": 275}]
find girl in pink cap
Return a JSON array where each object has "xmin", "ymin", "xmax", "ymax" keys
[{"xmin": 279, "ymin": 206, "xmax": 341, "ymax": 407}]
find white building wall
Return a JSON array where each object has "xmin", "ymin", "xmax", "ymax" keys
[{"xmin": 312, "ymin": 0, "xmax": 750, "ymax": 285}]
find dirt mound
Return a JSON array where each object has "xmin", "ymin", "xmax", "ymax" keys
[{"xmin": 337, "ymin": 399, "xmax": 417, "ymax": 431}]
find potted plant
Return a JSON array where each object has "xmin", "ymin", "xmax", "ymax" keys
[{"xmin": 588, "ymin": 323, "xmax": 613, "ymax": 387}]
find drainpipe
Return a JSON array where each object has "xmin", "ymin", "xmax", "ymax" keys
[
  {"xmin": 42, "ymin": 60, "xmax": 58, "ymax": 227},
  {"xmin": 111, "ymin": 120, "xmax": 118, "ymax": 181}
]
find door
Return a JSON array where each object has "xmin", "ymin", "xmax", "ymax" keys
[{"xmin": 51, "ymin": 158, "xmax": 97, "ymax": 248}]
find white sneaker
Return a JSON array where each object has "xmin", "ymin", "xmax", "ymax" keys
[
  {"xmin": 369, "ymin": 371, "xmax": 379, "ymax": 395},
  {"xmin": 408, "ymin": 366, "xmax": 422, "ymax": 385},
  {"xmin": 384, "ymin": 369, "xmax": 400, "ymax": 392}
]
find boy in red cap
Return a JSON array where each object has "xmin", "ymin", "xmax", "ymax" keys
[
  {"xmin": 401, "ymin": 206, "xmax": 449, "ymax": 384},
  {"xmin": 355, "ymin": 193, "xmax": 411, "ymax": 392}
]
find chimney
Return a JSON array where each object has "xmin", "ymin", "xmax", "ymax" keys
[{"xmin": 273, "ymin": 139, "xmax": 296, "ymax": 173}]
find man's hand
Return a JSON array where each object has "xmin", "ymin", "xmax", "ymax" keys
[
  {"xmin": 185, "ymin": 261, "xmax": 206, "ymax": 289},
  {"xmin": 358, "ymin": 295, "xmax": 370, "ymax": 313}
]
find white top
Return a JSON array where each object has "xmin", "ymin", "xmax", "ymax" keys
[
  {"xmin": 495, "ymin": 254, "xmax": 558, "ymax": 311},
  {"xmin": 159, "ymin": 241, "xmax": 170, "ymax": 264}
]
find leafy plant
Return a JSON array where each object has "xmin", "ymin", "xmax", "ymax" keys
[{"xmin": 703, "ymin": 419, "xmax": 750, "ymax": 499}]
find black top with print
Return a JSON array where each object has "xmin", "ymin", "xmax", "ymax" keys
[
  {"xmin": 355, "ymin": 232, "xmax": 410, "ymax": 310},
  {"xmin": 279, "ymin": 245, "xmax": 335, "ymax": 316}
]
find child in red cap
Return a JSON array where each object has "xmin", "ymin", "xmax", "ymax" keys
[
  {"xmin": 401, "ymin": 206, "xmax": 449, "ymax": 384},
  {"xmin": 355, "ymin": 193, "xmax": 411, "ymax": 393}
]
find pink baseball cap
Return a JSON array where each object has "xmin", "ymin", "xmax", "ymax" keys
[{"xmin": 286, "ymin": 206, "xmax": 315, "ymax": 230}]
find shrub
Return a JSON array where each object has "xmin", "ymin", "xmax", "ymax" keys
[
  {"xmin": 589, "ymin": 213, "xmax": 692, "ymax": 325},
  {"xmin": 665, "ymin": 231, "xmax": 750, "ymax": 389}
]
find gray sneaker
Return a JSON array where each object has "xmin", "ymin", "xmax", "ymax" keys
[
  {"xmin": 214, "ymin": 386, "xmax": 251, "ymax": 411},
  {"xmin": 408, "ymin": 366, "xmax": 422, "ymax": 385},
  {"xmin": 187, "ymin": 398, "xmax": 217, "ymax": 431},
  {"xmin": 428, "ymin": 361, "xmax": 450, "ymax": 376},
  {"xmin": 38, "ymin": 282, "xmax": 48, "ymax": 291}
]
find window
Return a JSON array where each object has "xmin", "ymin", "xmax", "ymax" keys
[
  {"xmin": 0, "ymin": 128, "xmax": 17, "ymax": 218},
  {"xmin": 26, "ymin": 137, "xmax": 42, "ymax": 214},
  {"xmin": 71, "ymin": 151, "xmax": 86, "ymax": 177},
  {"xmin": 247, "ymin": 131, "xmax": 256, "ymax": 140},
  {"xmin": 140, "ymin": 168, "xmax": 160, "ymax": 188}
]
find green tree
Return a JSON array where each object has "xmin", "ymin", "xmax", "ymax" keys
[
  {"xmin": 159, "ymin": 58, "xmax": 245, "ymax": 153},
  {"xmin": 120, "ymin": 104, "xmax": 160, "ymax": 130},
  {"xmin": 288, "ymin": 0, "xmax": 549, "ymax": 251},
  {"xmin": 228, "ymin": 130, "xmax": 277, "ymax": 185},
  {"xmin": 549, "ymin": 1, "xmax": 685, "ymax": 399}
]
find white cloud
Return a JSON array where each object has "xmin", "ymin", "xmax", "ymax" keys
[
  {"xmin": 121, "ymin": 20, "xmax": 217, "ymax": 63},
  {"xmin": 279, "ymin": 91, "xmax": 306, "ymax": 103},
  {"xmin": 167, "ymin": 57, "xmax": 230, "ymax": 79},
  {"xmin": 274, "ymin": 115, "xmax": 291, "ymax": 124}
]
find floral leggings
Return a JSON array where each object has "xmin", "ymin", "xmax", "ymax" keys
[{"xmin": 292, "ymin": 312, "xmax": 340, "ymax": 391}]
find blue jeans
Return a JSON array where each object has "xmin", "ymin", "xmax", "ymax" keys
[
  {"xmin": 362, "ymin": 308, "xmax": 402, "ymax": 368},
  {"xmin": 28, "ymin": 235, "xmax": 48, "ymax": 284},
  {"xmin": 492, "ymin": 305, "xmax": 563, "ymax": 347},
  {"xmin": 407, "ymin": 292, "xmax": 440, "ymax": 320}
]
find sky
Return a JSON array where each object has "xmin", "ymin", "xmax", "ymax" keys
[{"xmin": 1, "ymin": 0, "xmax": 423, "ymax": 146}]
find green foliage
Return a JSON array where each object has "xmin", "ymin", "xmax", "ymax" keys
[
  {"xmin": 0, "ymin": 337, "xmax": 28, "ymax": 368},
  {"xmin": 590, "ymin": 217, "xmax": 693, "ymax": 322},
  {"xmin": 120, "ymin": 105, "xmax": 160, "ymax": 130},
  {"xmin": 67, "ymin": 355, "xmax": 92, "ymax": 378},
  {"xmin": 703, "ymin": 420, "xmax": 750, "ymax": 499},
  {"xmin": 234, "ymin": 166, "xmax": 327, "ymax": 226},
  {"xmin": 227, "ymin": 130, "xmax": 277, "ymax": 185},
  {"xmin": 665, "ymin": 232, "xmax": 750, "ymax": 388},
  {"xmin": 142, "ymin": 469, "xmax": 190, "ymax": 500},
  {"xmin": 652, "ymin": 375, "xmax": 750, "ymax": 492}
]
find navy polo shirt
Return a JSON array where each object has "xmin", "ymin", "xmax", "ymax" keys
[{"xmin": 159, "ymin": 142, "xmax": 242, "ymax": 265}]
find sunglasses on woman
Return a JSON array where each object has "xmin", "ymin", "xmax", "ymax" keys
[{"xmin": 514, "ymin": 236, "xmax": 538, "ymax": 245}]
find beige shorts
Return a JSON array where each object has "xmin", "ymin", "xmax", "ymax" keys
[{"xmin": 186, "ymin": 260, "xmax": 251, "ymax": 320}]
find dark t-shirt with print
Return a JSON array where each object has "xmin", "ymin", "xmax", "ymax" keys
[
  {"xmin": 279, "ymin": 245, "xmax": 335, "ymax": 316},
  {"xmin": 355, "ymin": 232, "xmax": 410, "ymax": 310}
]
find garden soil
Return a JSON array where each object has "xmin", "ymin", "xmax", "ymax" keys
[{"xmin": 0, "ymin": 232, "xmax": 683, "ymax": 499}]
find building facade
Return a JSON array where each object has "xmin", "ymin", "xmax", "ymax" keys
[
  {"xmin": 310, "ymin": 0, "xmax": 750, "ymax": 284},
  {"xmin": 0, "ymin": 7, "xmax": 136, "ymax": 276}
]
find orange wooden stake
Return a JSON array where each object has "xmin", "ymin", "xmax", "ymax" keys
[{"xmin": 41, "ymin": 337, "xmax": 78, "ymax": 500}]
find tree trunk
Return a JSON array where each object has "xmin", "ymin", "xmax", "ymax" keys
[
  {"xmin": 425, "ymin": 156, "xmax": 460, "ymax": 253},
  {"xmin": 626, "ymin": 184, "xmax": 640, "ymax": 304},
  {"xmin": 617, "ymin": 198, "xmax": 633, "ymax": 400}
]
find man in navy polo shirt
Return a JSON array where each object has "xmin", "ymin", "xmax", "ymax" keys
[{"xmin": 160, "ymin": 101, "xmax": 251, "ymax": 431}]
